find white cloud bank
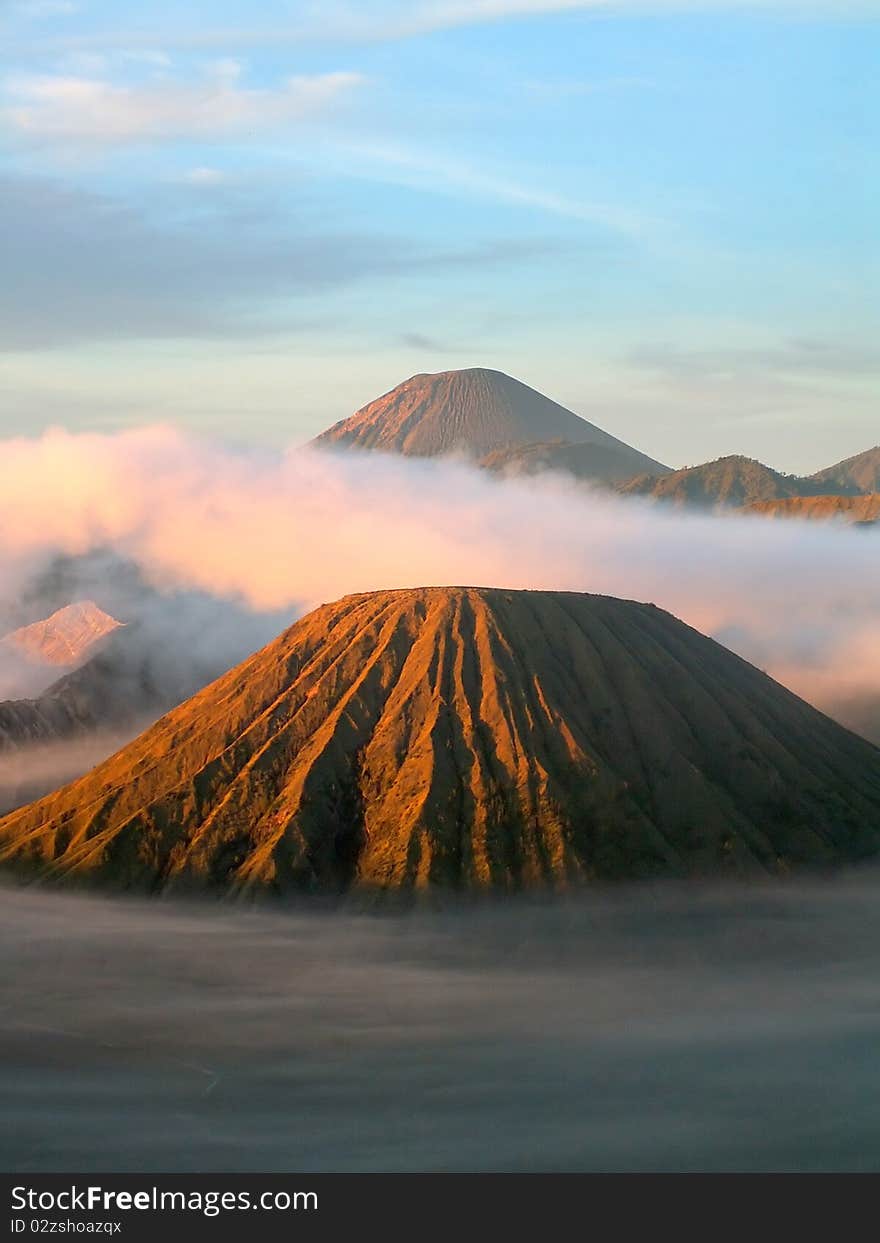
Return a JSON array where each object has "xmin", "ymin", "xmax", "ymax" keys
[
  {"xmin": 0, "ymin": 424, "xmax": 878, "ymax": 728},
  {"xmin": 3, "ymin": 66, "xmax": 365, "ymax": 144},
  {"xmin": 26, "ymin": 1, "xmax": 879, "ymax": 56}
]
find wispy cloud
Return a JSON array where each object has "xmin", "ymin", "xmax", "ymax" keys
[
  {"xmin": 522, "ymin": 74, "xmax": 656, "ymax": 99},
  {"xmin": 2, "ymin": 65, "xmax": 365, "ymax": 144},
  {"xmin": 415, "ymin": 0, "xmax": 880, "ymax": 20},
  {"xmin": 14, "ymin": 1, "xmax": 879, "ymax": 57},
  {"xmin": 400, "ymin": 331, "xmax": 449, "ymax": 350},
  {"xmin": 332, "ymin": 140, "xmax": 651, "ymax": 235},
  {"xmin": 181, "ymin": 166, "xmax": 227, "ymax": 186},
  {"xmin": 0, "ymin": 174, "xmax": 562, "ymax": 349},
  {"xmin": 630, "ymin": 339, "xmax": 880, "ymax": 382},
  {"xmin": 15, "ymin": 0, "xmax": 78, "ymax": 19}
]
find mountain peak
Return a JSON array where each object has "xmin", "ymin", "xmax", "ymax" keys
[
  {"xmin": 311, "ymin": 368, "xmax": 668, "ymax": 474},
  {"xmin": 0, "ymin": 600, "xmax": 122, "ymax": 668},
  {"xmin": 3, "ymin": 585, "xmax": 880, "ymax": 895}
]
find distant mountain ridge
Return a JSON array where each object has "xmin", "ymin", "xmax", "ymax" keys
[
  {"xmin": 616, "ymin": 455, "xmax": 827, "ymax": 509},
  {"xmin": 310, "ymin": 369, "xmax": 876, "ymax": 515},
  {"xmin": 616, "ymin": 450, "xmax": 880, "ymax": 511}
]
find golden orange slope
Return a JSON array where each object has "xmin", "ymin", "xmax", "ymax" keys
[{"xmin": 2, "ymin": 587, "xmax": 880, "ymax": 894}]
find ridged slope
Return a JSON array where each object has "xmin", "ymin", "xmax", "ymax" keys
[
  {"xmin": 2, "ymin": 588, "xmax": 880, "ymax": 895},
  {"xmin": 312, "ymin": 368, "xmax": 668, "ymax": 473}
]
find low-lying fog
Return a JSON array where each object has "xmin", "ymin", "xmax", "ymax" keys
[
  {"xmin": 4, "ymin": 878, "xmax": 880, "ymax": 1172},
  {"xmin": 0, "ymin": 729, "xmax": 144, "ymax": 814}
]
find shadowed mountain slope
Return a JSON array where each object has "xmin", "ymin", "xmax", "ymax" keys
[
  {"xmin": 810, "ymin": 447, "xmax": 880, "ymax": 495},
  {"xmin": 2, "ymin": 587, "xmax": 880, "ymax": 895},
  {"xmin": 480, "ymin": 438, "xmax": 663, "ymax": 485},
  {"xmin": 311, "ymin": 368, "xmax": 669, "ymax": 475}
]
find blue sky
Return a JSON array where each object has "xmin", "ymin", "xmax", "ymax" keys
[{"xmin": 1, "ymin": 0, "xmax": 877, "ymax": 471}]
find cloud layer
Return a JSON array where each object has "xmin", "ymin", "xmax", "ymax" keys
[
  {"xmin": 1, "ymin": 174, "xmax": 552, "ymax": 349},
  {"xmin": 3, "ymin": 65, "xmax": 364, "ymax": 144},
  {"xmin": 13, "ymin": 1, "xmax": 879, "ymax": 54},
  {"xmin": 0, "ymin": 424, "xmax": 878, "ymax": 730}
]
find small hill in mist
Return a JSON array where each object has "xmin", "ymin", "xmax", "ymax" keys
[
  {"xmin": 617, "ymin": 455, "xmax": 822, "ymax": 509},
  {"xmin": 810, "ymin": 447, "xmax": 880, "ymax": 495},
  {"xmin": 1, "ymin": 601, "xmax": 121, "ymax": 669},
  {"xmin": 746, "ymin": 494, "xmax": 880, "ymax": 526},
  {"xmin": 2, "ymin": 586, "xmax": 880, "ymax": 896},
  {"xmin": 311, "ymin": 368, "xmax": 668, "ymax": 477}
]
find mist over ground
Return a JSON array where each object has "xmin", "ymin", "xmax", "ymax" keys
[
  {"xmin": 0, "ymin": 424, "xmax": 877, "ymax": 741},
  {"xmin": 0, "ymin": 727, "xmax": 146, "ymax": 814},
  {"xmin": 4, "ymin": 877, "xmax": 880, "ymax": 1172}
]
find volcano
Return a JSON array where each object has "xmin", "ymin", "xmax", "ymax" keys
[
  {"xmin": 1, "ymin": 601, "xmax": 121, "ymax": 669},
  {"xmin": 2, "ymin": 587, "xmax": 879, "ymax": 894},
  {"xmin": 311, "ymin": 368, "xmax": 668, "ymax": 477}
]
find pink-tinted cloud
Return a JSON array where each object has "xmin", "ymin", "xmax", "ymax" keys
[{"xmin": 0, "ymin": 424, "xmax": 877, "ymax": 729}]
